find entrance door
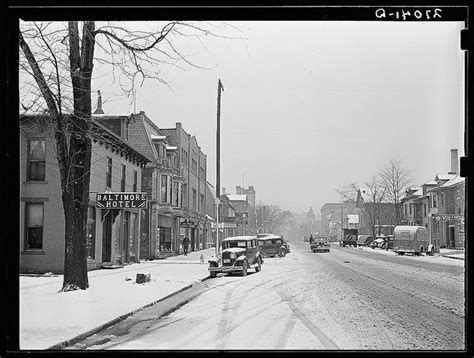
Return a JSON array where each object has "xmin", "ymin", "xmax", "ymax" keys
[
  {"xmin": 123, "ymin": 211, "xmax": 130, "ymax": 263},
  {"xmin": 102, "ymin": 211, "xmax": 112, "ymax": 262},
  {"xmin": 191, "ymin": 228, "xmax": 196, "ymax": 252},
  {"xmin": 449, "ymin": 226, "xmax": 455, "ymax": 248}
]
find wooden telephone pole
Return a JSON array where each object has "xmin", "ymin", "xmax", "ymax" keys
[{"xmin": 216, "ymin": 79, "xmax": 224, "ymax": 256}]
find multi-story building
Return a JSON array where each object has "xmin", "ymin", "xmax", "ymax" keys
[
  {"xmin": 355, "ymin": 189, "xmax": 395, "ymax": 236},
  {"xmin": 161, "ymin": 123, "xmax": 208, "ymax": 252},
  {"xmin": 400, "ymin": 187, "xmax": 423, "ymax": 226},
  {"xmin": 20, "ymin": 114, "xmax": 149, "ymax": 273},
  {"xmin": 320, "ymin": 201, "xmax": 358, "ymax": 240},
  {"xmin": 114, "ymin": 111, "xmax": 185, "ymax": 259}
]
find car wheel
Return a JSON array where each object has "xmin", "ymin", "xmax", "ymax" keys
[
  {"xmin": 278, "ymin": 248, "xmax": 287, "ymax": 257},
  {"xmin": 240, "ymin": 260, "xmax": 248, "ymax": 276},
  {"xmin": 255, "ymin": 258, "xmax": 261, "ymax": 273},
  {"xmin": 210, "ymin": 271, "xmax": 217, "ymax": 278}
]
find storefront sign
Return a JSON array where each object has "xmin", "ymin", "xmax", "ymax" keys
[
  {"xmin": 96, "ymin": 192, "xmax": 147, "ymax": 209},
  {"xmin": 432, "ymin": 214, "xmax": 464, "ymax": 223}
]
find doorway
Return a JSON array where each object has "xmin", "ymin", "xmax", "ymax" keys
[
  {"xmin": 449, "ymin": 225, "xmax": 455, "ymax": 248},
  {"xmin": 102, "ymin": 211, "xmax": 112, "ymax": 262}
]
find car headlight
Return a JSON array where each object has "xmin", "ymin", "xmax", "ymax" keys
[{"xmin": 230, "ymin": 252, "xmax": 237, "ymax": 259}]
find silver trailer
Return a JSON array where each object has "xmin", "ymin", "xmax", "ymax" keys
[{"xmin": 393, "ymin": 225, "xmax": 434, "ymax": 256}]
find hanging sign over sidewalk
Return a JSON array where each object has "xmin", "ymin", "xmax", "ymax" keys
[
  {"xmin": 432, "ymin": 214, "xmax": 464, "ymax": 223},
  {"xmin": 96, "ymin": 192, "xmax": 147, "ymax": 209}
]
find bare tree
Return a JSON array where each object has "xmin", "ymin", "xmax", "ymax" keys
[
  {"xmin": 378, "ymin": 159, "xmax": 413, "ymax": 225},
  {"xmin": 338, "ymin": 177, "xmax": 387, "ymax": 239},
  {"xmin": 256, "ymin": 202, "xmax": 292, "ymax": 234},
  {"xmin": 19, "ymin": 21, "xmax": 237, "ymax": 291}
]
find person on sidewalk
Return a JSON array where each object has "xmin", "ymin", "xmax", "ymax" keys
[{"xmin": 182, "ymin": 236, "xmax": 190, "ymax": 256}]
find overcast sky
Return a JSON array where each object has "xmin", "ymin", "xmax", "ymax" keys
[{"xmin": 93, "ymin": 21, "xmax": 465, "ymax": 214}]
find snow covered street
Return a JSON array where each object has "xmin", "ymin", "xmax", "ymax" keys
[{"xmin": 64, "ymin": 242, "xmax": 465, "ymax": 350}]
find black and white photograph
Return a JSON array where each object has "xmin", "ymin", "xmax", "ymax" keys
[{"xmin": 6, "ymin": 3, "xmax": 470, "ymax": 354}]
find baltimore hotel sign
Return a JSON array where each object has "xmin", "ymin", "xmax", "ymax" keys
[{"xmin": 96, "ymin": 192, "xmax": 147, "ymax": 209}]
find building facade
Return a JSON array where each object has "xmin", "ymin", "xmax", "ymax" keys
[
  {"xmin": 161, "ymin": 123, "xmax": 208, "ymax": 252},
  {"xmin": 20, "ymin": 115, "xmax": 149, "ymax": 273}
]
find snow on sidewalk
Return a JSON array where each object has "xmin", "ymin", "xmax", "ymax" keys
[{"xmin": 20, "ymin": 248, "xmax": 216, "ymax": 350}]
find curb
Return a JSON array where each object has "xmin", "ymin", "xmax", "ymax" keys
[
  {"xmin": 440, "ymin": 255, "xmax": 465, "ymax": 261},
  {"xmin": 48, "ymin": 276, "xmax": 208, "ymax": 350}
]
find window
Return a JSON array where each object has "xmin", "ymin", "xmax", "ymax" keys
[
  {"xmin": 432, "ymin": 194, "xmax": 437, "ymax": 208},
  {"xmin": 200, "ymin": 194, "xmax": 205, "ymax": 213},
  {"xmin": 409, "ymin": 204, "xmax": 412, "ymax": 215},
  {"xmin": 173, "ymin": 182, "xmax": 179, "ymax": 206},
  {"xmin": 191, "ymin": 158, "xmax": 197, "ymax": 174},
  {"xmin": 404, "ymin": 204, "xmax": 408, "ymax": 216},
  {"xmin": 192, "ymin": 189, "xmax": 197, "ymax": 211},
  {"xmin": 27, "ymin": 139, "xmax": 46, "ymax": 181},
  {"xmin": 106, "ymin": 157, "xmax": 112, "ymax": 188},
  {"xmin": 133, "ymin": 170, "xmax": 138, "ymax": 192},
  {"xmin": 424, "ymin": 204, "xmax": 427, "ymax": 217},
  {"xmin": 124, "ymin": 119, "xmax": 129, "ymax": 141},
  {"xmin": 182, "ymin": 183, "xmax": 187, "ymax": 207},
  {"xmin": 199, "ymin": 167, "xmax": 205, "ymax": 179},
  {"xmin": 440, "ymin": 193, "xmax": 444, "ymax": 207},
  {"xmin": 161, "ymin": 175, "xmax": 168, "ymax": 203},
  {"xmin": 86, "ymin": 206, "xmax": 96, "ymax": 259},
  {"xmin": 121, "ymin": 164, "xmax": 126, "ymax": 191},
  {"xmin": 25, "ymin": 202, "xmax": 43, "ymax": 250}
]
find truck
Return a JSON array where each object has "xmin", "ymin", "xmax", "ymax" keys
[
  {"xmin": 393, "ymin": 225, "xmax": 435, "ymax": 256},
  {"xmin": 340, "ymin": 228, "xmax": 358, "ymax": 247}
]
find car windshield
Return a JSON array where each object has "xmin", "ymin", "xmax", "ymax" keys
[
  {"xmin": 223, "ymin": 241, "xmax": 247, "ymax": 249},
  {"xmin": 314, "ymin": 237, "xmax": 327, "ymax": 242}
]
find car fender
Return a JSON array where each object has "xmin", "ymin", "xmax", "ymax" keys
[
  {"xmin": 208, "ymin": 258, "xmax": 219, "ymax": 265},
  {"xmin": 235, "ymin": 255, "xmax": 247, "ymax": 263}
]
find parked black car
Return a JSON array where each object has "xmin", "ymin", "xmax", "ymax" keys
[
  {"xmin": 357, "ymin": 235, "xmax": 373, "ymax": 247},
  {"xmin": 208, "ymin": 236, "xmax": 263, "ymax": 278},
  {"xmin": 257, "ymin": 234, "xmax": 290, "ymax": 257}
]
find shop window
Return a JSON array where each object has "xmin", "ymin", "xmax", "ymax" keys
[
  {"xmin": 86, "ymin": 206, "xmax": 96, "ymax": 259},
  {"xmin": 27, "ymin": 138, "xmax": 46, "ymax": 181},
  {"xmin": 106, "ymin": 157, "xmax": 112, "ymax": 188},
  {"xmin": 25, "ymin": 202, "xmax": 44, "ymax": 250}
]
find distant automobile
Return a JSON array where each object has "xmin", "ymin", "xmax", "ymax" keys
[
  {"xmin": 370, "ymin": 238, "xmax": 385, "ymax": 249},
  {"xmin": 257, "ymin": 234, "xmax": 290, "ymax": 257},
  {"xmin": 357, "ymin": 235, "xmax": 373, "ymax": 247},
  {"xmin": 208, "ymin": 236, "xmax": 263, "ymax": 278},
  {"xmin": 311, "ymin": 236, "xmax": 330, "ymax": 253},
  {"xmin": 381, "ymin": 235, "xmax": 394, "ymax": 250}
]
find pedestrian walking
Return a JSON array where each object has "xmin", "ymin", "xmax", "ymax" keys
[{"xmin": 182, "ymin": 236, "xmax": 190, "ymax": 256}]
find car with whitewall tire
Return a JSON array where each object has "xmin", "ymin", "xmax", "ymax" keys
[{"xmin": 208, "ymin": 236, "xmax": 263, "ymax": 277}]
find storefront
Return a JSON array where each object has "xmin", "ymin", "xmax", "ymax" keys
[{"xmin": 96, "ymin": 192, "xmax": 146, "ymax": 266}]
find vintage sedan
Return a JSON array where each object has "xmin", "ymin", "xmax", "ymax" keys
[
  {"xmin": 208, "ymin": 236, "xmax": 263, "ymax": 278},
  {"xmin": 311, "ymin": 236, "xmax": 330, "ymax": 253},
  {"xmin": 257, "ymin": 234, "xmax": 290, "ymax": 258}
]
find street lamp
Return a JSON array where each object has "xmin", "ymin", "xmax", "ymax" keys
[{"xmin": 242, "ymin": 213, "xmax": 247, "ymax": 235}]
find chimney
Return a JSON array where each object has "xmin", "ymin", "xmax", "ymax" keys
[
  {"xmin": 94, "ymin": 90, "xmax": 104, "ymax": 114},
  {"xmin": 449, "ymin": 149, "xmax": 458, "ymax": 175}
]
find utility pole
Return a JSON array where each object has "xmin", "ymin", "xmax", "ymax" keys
[
  {"xmin": 216, "ymin": 79, "xmax": 224, "ymax": 257},
  {"xmin": 216, "ymin": 79, "xmax": 224, "ymax": 198}
]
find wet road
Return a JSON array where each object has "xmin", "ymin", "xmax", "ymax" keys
[{"xmin": 70, "ymin": 241, "xmax": 465, "ymax": 350}]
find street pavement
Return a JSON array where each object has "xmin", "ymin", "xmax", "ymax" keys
[{"xmin": 18, "ymin": 246, "xmax": 463, "ymax": 350}]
